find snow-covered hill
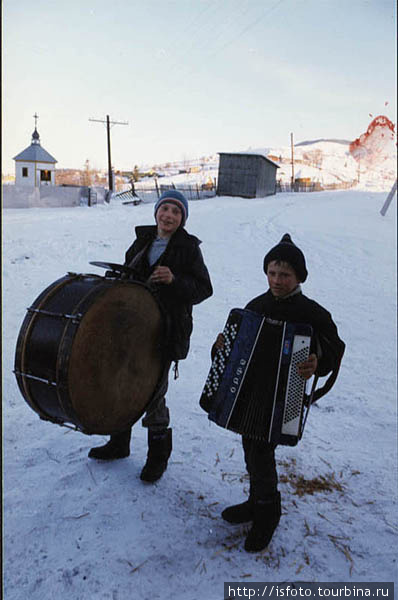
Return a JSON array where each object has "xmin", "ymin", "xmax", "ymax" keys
[
  {"xmin": 248, "ymin": 138, "xmax": 396, "ymax": 189},
  {"xmin": 138, "ymin": 133, "xmax": 396, "ymax": 192},
  {"xmin": 3, "ymin": 189, "xmax": 397, "ymax": 599}
]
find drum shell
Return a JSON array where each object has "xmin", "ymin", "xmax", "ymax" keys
[{"xmin": 14, "ymin": 274, "xmax": 164, "ymax": 434}]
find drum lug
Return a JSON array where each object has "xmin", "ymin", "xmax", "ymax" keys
[
  {"xmin": 27, "ymin": 307, "xmax": 82, "ymax": 323},
  {"xmin": 38, "ymin": 415, "xmax": 85, "ymax": 433},
  {"xmin": 69, "ymin": 313, "xmax": 82, "ymax": 323},
  {"xmin": 13, "ymin": 369, "xmax": 57, "ymax": 387}
]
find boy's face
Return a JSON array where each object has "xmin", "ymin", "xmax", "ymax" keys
[
  {"xmin": 266, "ymin": 260, "xmax": 300, "ymax": 298},
  {"xmin": 156, "ymin": 202, "xmax": 183, "ymax": 237}
]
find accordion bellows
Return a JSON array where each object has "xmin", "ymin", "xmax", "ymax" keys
[{"xmin": 200, "ymin": 309, "xmax": 312, "ymax": 446}]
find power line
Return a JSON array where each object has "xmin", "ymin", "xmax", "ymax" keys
[
  {"xmin": 156, "ymin": 0, "xmax": 285, "ymax": 102},
  {"xmin": 163, "ymin": 0, "xmax": 254, "ymax": 84},
  {"xmin": 205, "ymin": 0, "xmax": 285, "ymax": 62},
  {"xmin": 158, "ymin": 0, "xmax": 218, "ymax": 63}
]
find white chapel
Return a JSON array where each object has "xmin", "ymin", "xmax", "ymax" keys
[{"xmin": 13, "ymin": 114, "xmax": 57, "ymax": 187}]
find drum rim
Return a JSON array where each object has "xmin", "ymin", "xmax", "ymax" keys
[{"xmin": 14, "ymin": 274, "xmax": 75, "ymax": 421}]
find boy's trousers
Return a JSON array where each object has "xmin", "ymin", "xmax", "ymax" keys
[{"xmin": 242, "ymin": 436, "xmax": 278, "ymax": 501}]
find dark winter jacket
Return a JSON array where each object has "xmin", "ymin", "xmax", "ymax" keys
[
  {"xmin": 124, "ymin": 225, "xmax": 213, "ymax": 360},
  {"xmin": 245, "ymin": 288, "xmax": 345, "ymax": 378}
]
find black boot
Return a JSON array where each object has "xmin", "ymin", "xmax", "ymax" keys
[
  {"xmin": 244, "ymin": 492, "xmax": 281, "ymax": 552},
  {"xmin": 222, "ymin": 500, "xmax": 253, "ymax": 524},
  {"xmin": 88, "ymin": 430, "xmax": 131, "ymax": 460},
  {"xmin": 140, "ymin": 428, "xmax": 172, "ymax": 483}
]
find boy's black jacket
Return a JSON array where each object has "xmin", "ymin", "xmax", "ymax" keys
[
  {"xmin": 246, "ymin": 289, "xmax": 345, "ymax": 377},
  {"xmin": 124, "ymin": 225, "xmax": 213, "ymax": 360}
]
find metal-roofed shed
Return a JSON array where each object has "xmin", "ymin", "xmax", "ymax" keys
[{"xmin": 217, "ymin": 152, "xmax": 279, "ymax": 198}]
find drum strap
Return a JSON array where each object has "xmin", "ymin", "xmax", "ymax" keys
[
  {"xmin": 173, "ymin": 361, "xmax": 179, "ymax": 380},
  {"xmin": 126, "ymin": 242, "xmax": 151, "ymax": 274}
]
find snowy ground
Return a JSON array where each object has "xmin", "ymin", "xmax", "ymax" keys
[{"xmin": 3, "ymin": 188, "xmax": 397, "ymax": 599}]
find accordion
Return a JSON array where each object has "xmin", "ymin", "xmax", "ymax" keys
[{"xmin": 200, "ymin": 308, "xmax": 313, "ymax": 446}]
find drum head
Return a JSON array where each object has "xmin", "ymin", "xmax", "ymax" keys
[{"xmin": 67, "ymin": 281, "xmax": 163, "ymax": 434}]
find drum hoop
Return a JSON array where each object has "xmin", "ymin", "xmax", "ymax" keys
[
  {"xmin": 15, "ymin": 272, "xmax": 104, "ymax": 428},
  {"xmin": 15, "ymin": 274, "xmax": 75, "ymax": 420}
]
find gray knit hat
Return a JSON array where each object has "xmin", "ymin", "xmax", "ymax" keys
[{"xmin": 154, "ymin": 190, "xmax": 188, "ymax": 226}]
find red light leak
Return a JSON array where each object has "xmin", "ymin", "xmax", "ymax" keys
[{"xmin": 349, "ymin": 115, "xmax": 396, "ymax": 167}]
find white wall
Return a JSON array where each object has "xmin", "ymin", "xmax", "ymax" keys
[
  {"xmin": 3, "ymin": 185, "xmax": 40, "ymax": 207},
  {"xmin": 15, "ymin": 161, "xmax": 56, "ymax": 187},
  {"xmin": 15, "ymin": 161, "xmax": 36, "ymax": 186},
  {"xmin": 3, "ymin": 185, "xmax": 106, "ymax": 208}
]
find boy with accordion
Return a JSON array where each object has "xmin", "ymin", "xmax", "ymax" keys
[{"xmin": 206, "ymin": 233, "xmax": 345, "ymax": 552}]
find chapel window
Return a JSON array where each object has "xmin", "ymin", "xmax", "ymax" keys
[{"xmin": 40, "ymin": 170, "xmax": 51, "ymax": 182}]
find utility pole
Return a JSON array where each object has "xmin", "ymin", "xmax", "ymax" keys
[
  {"xmin": 290, "ymin": 132, "xmax": 295, "ymax": 189},
  {"xmin": 88, "ymin": 115, "xmax": 128, "ymax": 191},
  {"xmin": 380, "ymin": 179, "xmax": 397, "ymax": 216}
]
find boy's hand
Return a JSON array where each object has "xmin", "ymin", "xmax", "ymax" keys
[
  {"xmin": 214, "ymin": 333, "xmax": 225, "ymax": 350},
  {"xmin": 211, "ymin": 333, "xmax": 225, "ymax": 361},
  {"xmin": 149, "ymin": 266, "xmax": 174, "ymax": 285},
  {"xmin": 298, "ymin": 353, "xmax": 318, "ymax": 380}
]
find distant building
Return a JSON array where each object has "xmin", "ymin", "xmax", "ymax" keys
[
  {"xmin": 13, "ymin": 119, "xmax": 57, "ymax": 187},
  {"xmin": 4, "ymin": 114, "xmax": 108, "ymax": 208},
  {"xmin": 217, "ymin": 152, "xmax": 279, "ymax": 198},
  {"xmin": 267, "ymin": 154, "xmax": 282, "ymax": 163}
]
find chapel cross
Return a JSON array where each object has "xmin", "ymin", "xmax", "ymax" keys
[{"xmin": 33, "ymin": 112, "xmax": 39, "ymax": 128}]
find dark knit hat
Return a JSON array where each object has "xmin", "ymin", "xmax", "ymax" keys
[
  {"xmin": 263, "ymin": 233, "xmax": 308, "ymax": 282},
  {"xmin": 154, "ymin": 190, "xmax": 189, "ymax": 225}
]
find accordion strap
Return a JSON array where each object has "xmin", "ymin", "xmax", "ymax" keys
[
  {"xmin": 300, "ymin": 350, "xmax": 344, "ymax": 439},
  {"xmin": 300, "ymin": 375, "xmax": 319, "ymax": 438},
  {"xmin": 312, "ymin": 354, "xmax": 344, "ymax": 403}
]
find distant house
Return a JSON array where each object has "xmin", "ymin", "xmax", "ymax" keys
[
  {"xmin": 13, "ymin": 125, "xmax": 57, "ymax": 187},
  {"xmin": 217, "ymin": 152, "xmax": 279, "ymax": 198},
  {"xmin": 267, "ymin": 154, "xmax": 282, "ymax": 163}
]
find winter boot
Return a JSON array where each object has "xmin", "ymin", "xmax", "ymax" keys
[
  {"xmin": 140, "ymin": 428, "xmax": 172, "ymax": 483},
  {"xmin": 244, "ymin": 492, "xmax": 281, "ymax": 552},
  {"xmin": 221, "ymin": 500, "xmax": 253, "ymax": 524},
  {"xmin": 88, "ymin": 430, "xmax": 131, "ymax": 460}
]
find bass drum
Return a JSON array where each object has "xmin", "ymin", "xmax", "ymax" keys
[{"xmin": 14, "ymin": 273, "xmax": 164, "ymax": 435}]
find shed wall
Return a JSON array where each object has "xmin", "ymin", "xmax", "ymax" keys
[
  {"xmin": 217, "ymin": 153, "xmax": 278, "ymax": 198},
  {"xmin": 256, "ymin": 159, "xmax": 277, "ymax": 196}
]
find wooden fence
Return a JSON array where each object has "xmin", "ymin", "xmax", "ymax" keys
[
  {"xmin": 277, "ymin": 180, "xmax": 356, "ymax": 193},
  {"xmin": 114, "ymin": 182, "xmax": 217, "ymax": 204},
  {"xmin": 115, "ymin": 179, "xmax": 356, "ymax": 204}
]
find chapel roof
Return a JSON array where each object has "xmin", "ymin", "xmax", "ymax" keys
[{"xmin": 13, "ymin": 128, "xmax": 57, "ymax": 163}]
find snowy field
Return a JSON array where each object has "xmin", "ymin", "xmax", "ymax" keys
[{"xmin": 3, "ymin": 188, "xmax": 397, "ymax": 599}]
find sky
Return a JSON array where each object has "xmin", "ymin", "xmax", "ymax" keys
[{"xmin": 2, "ymin": 0, "xmax": 397, "ymax": 173}]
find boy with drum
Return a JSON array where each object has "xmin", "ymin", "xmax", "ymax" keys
[
  {"xmin": 89, "ymin": 190, "xmax": 213, "ymax": 483},
  {"xmin": 212, "ymin": 233, "xmax": 345, "ymax": 552}
]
